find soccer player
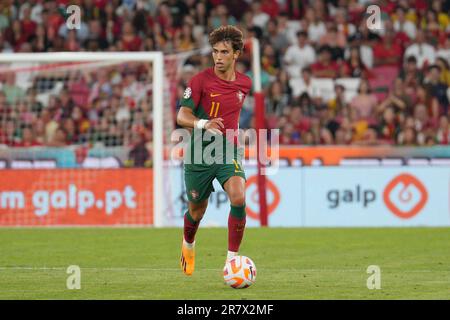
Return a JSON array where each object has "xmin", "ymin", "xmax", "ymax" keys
[{"xmin": 177, "ymin": 25, "xmax": 252, "ymax": 276}]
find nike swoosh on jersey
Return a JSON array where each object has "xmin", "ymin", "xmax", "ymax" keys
[{"xmin": 210, "ymin": 93, "xmax": 222, "ymax": 97}]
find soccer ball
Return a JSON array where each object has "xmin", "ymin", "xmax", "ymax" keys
[{"xmin": 223, "ymin": 255, "xmax": 257, "ymax": 289}]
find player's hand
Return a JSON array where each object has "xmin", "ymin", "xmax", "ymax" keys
[{"xmin": 205, "ymin": 118, "xmax": 224, "ymax": 135}]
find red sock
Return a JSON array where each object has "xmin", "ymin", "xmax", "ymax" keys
[
  {"xmin": 184, "ymin": 211, "xmax": 199, "ymax": 244},
  {"xmin": 228, "ymin": 214, "xmax": 246, "ymax": 252}
]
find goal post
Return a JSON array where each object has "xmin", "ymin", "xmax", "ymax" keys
[{"xmin": 0, "ymin": 52, "xmax": 165, "ymax": 227}]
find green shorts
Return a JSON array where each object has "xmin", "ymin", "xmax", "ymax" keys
[{"xmin": 184, "ymin": 159, "xmax": 246, "ymax": 203}]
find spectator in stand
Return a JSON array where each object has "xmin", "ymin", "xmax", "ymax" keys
[
  {"xmin": 378, "ymin": 106, "xmax": 398, "ymax": 144},
  {"xmin": 266, "ymin": 80, "xmax": 290, "ymax": 117},
  {"xmin": 436, "ymin": 114, "xmax": 450, "ymax": 144},
  {"xmin": 174, "ymin": 23, "xmax": 196, "ymax": 52},
  {"xmin": 283, "ymin": 31, "xmax": 316, "ymax": 78},
  {"xmin": 397, "ymin": 127, "xmax": 419, "ymax": 146},
  {"xmin": 327, "ymin": 84, "xmax": 347, "ymax": 118},
  {"xmin": 85, "ymin": 20, "xmax": 109, "ymax": 50},
  {"xmin": 412, "ymin": 102, "xmax": 434, "ymax": 137},
  {"xmin": 350, "ymin": 18, "xmax": 381, "ymax": 48},
  {"xmin": 421, "ymin": 9, "xmax": 443, "ymax": 39},
  {"xmin": 436, "ymin": 57, "xmax": 450, "ymax": 87},
  {"xmin": 334, "ymin": 8, "xmax": 356, "ymax": 38},
  {"xmin": 287, "ymin": 105, "xmax": 307, "ymax": 134},
  {"xmin": 373, "ymin": 24, "xmax": 403, "ymax": 67},
  {"xmin": 4, "ymin": 20, "xmax": 26, "ymax": 51},
  {"xmin": 2, "ymin": 73, "xmax": 25, "ymax": 105},
  {"xmin": 319, "ymin": 25, "xmax": 345, "ymax": 61},
  {"xmin": 289, "ymin": 67, "xmax": 314, "ymax": 99},
  {"xmin": 415, "ymin": 84, "xmax": 441, "ymax": 121},
  {"xmin": 46, "ymin": 127, "xmax": 68, "ymax": 147},
  {"xmin": 378, "ymin": 78, "xmax": 413, "ymax": 115},
  {"xmin": 264, "ymin": 19, "xmax": 289, "ymax": 56},
  {"xmin": 0, "ymin": 120, "xmax": 14, "ymax": 145},
  {"xmin": 431, "ymin": 0, "xmax": 450, "ymax": 29},
  {"xmin": 399, "ymin": 55, "xmax": 424, "ymax": 94},
  {"xmin": 350, "ymin": 79, "xmax": 378, "ymax": 122},
  {"xmin": 120, "ymin": 21, "xmax": 142, "ymax": 51},
  {"xmin": 311, "ymin": 46, "xmax": 340, "ymax": 78},
  {"xmin": 59, "ymin": 89, "xmax": 75, "ymax": 119},
  {"xmin": 210, "ymin": 4, "xmax": 237, "ymax": 31},
  {"xmin": 393, "ymin": 6, "xmax": 417, "ymax": 40},
  {"xmin": 261, "ymin": 43, "xmax": 280, "ymax": 76},
  {"xmin": 14, "ymin": 126, "xmax": 42, "ymax": 147},
  {"xmin": 304, "ymin": 7, "xmax": 326, "ymax": 44},
  {"xmin": 17, "ymin": 100, "xmax": 34, "ymax": 126},
  {"xmin": 20, "ymin": 5, "xmax": 37, "ymax": 40},
  {"xmin": 423, "ymin": 65, "xmax": 449, "ymax": 114},
  {"xmin": 279, "ymin": 121, "xmax": 298, "ymax": 145},
  {"xmin": 250, "ymin": 0, "xmax": 270, "ymax": 30},
  {"xmin": 342, "ymin": 46, "xmax": 371, "ymax": 78},
  {"xmin": 128, "ymin": 132, "xmax": 151, "ymax": 167},
  {"xmin": 260, "ymin": 0, "xmax": 280, "ymax": 19},
  {"xmin": 404, "ymin": 29, "xmax": 437, "ymax": 69}
]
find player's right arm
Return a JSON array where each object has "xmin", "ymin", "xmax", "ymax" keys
[
  {"xmin": 177, "ymin": 76, "xmax": 224, "ymax": 134},
  {"xmin": 177, "ymin": 107, "xmax": 224, "ymax": 135}
]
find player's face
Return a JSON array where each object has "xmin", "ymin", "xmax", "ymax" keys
[{"xmin": 212, "ymin": 41, "xmax": 239, "ymax": 72}]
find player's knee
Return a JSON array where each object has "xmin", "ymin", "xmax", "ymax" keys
[
  {"xmin": 189, "ymin": 201, "xmax": 208, "ymax": 221},
  {"xmin": 229, "ymin": 193, "xmax": 245, "ymax": 207},
  {"xmin": 190, "ymin": 209, "xmax": 206, "ymax": 221}
]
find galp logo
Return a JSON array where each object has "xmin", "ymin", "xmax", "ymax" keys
[
  {"xmin": 383, "ymin": 174, "xmax": 428, "ymax": 219},
  {"xmin": 245, "ymin": 175, "xmax": 280, "ymax": 220}
]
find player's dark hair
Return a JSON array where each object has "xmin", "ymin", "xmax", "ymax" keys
[{"xmin": 209, "ymin": 25, "xmax": 244, "ymax": 53}]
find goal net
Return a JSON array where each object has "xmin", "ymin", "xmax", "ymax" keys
[{"xmin": 0, "ymin": 52, "xmax": 167, "ymax": 226}]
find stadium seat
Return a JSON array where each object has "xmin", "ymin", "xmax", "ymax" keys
[
  {"xmin": 291, "ymin": 158, "xmax": 303, "ymax": 167},
  {"xmin": 311, "ymin": 158, "xmax": 323, "ymax": 166},
  {"xmin": 380, "ymin": 158, "xmax": 403, "ymax": 166},
  {"xmin": 82, "ymin": 156, "xmax": 121, "ymax": 168},
  {"xmin": 33, "ymin": 160, "xmax": 57, "ymax": 168},
  {"xmin": 430, "ymin": 158, "xmax": 450, "ymax": 166},
  {"xmin": 310, "ymin": 78, "xmax": 336, "ymax": 101},
  {"xmin": 335, "ymin": 78, "xmax": 360, "ymax": 103},
  {"xmin": 340, "ymin": 158, "xmax": 381, "ymax": 166},
  {"xmin": 407, "ymin": 158, "xmax": 430, "ymax": 166},
  {"xmin": 277, "ymin": 158, "xmax": 291, "ymax": 167},
  {"xmin": 10, "ymin": 160, "xmax": 34, "ymax": 169}
]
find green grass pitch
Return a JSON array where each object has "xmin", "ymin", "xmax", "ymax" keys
[{"xmin": 0, "ymin": 227, "xmax": 449, "ymax": 299}]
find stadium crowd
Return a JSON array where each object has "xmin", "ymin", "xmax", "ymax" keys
[{"xmin": 0, "ymin": 0, "xmax": 449, "ymax": 151}]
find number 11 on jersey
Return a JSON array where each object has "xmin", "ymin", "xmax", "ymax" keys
[{"xmin": 210, "ymin": 101, "xmax": 220, "ymax": 117}]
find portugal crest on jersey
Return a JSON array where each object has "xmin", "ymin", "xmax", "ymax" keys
[
  {"xmin": 190, "ymin": 189, "xmax": 199, "ymax": 200},
  {"xmin": 237, "ymin": 91, "xmax": 244, "ymax": 103}
]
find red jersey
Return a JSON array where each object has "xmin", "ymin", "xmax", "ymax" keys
[{"xmin": 181, "ymin": 67, "xmax": 252, "ymax": 133}]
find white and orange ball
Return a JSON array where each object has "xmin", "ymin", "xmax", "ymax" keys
[{"xmin": 223, "ymin": 256, "xmax": 257, "ymax": 289}]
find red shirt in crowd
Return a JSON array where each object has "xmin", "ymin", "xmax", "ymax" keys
[
  {"xmin": 121, "ymin": 36, "xmax": 142, "ymax": 51},
  {"xmin": 310, "ymin": 61, "xmax": 340, "ymax": 78},
  {"xmin": 373, "ymin": 41, "xmax": 403, "ymax": 66}
]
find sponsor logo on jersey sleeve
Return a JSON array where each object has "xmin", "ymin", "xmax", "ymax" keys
[{"xmin": 183, "ymin": 87, "xmax": 192, "ymax": 99}]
